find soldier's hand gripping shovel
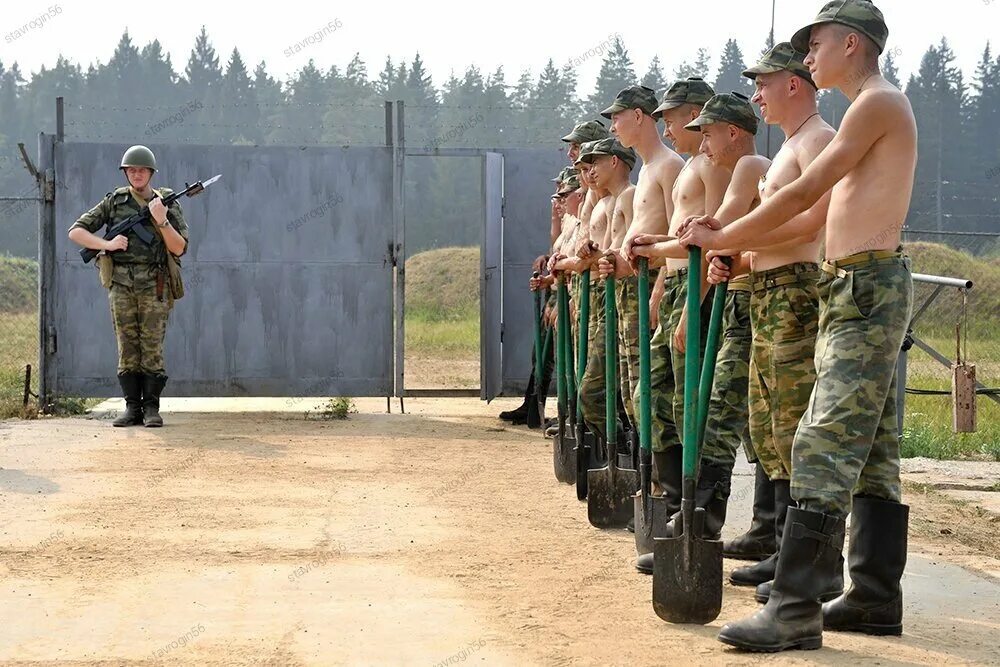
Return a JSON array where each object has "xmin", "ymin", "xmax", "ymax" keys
[
  {"xmin": 652, "ymin": 247, "xmax": 727, "ymax": 624},
  {"xmin": 587, "ymin": 256, "xmax": 639, "ymax": 527},
  {"xmin": 552, "ymin": 277, "xmax": 576, "ymax": 484},
  {"xmin": 527, "ymin": 273, "xmax": 545, "ymax": 429},
  {"xmin": 574, "ymin": 272, "xmax": 593, "ymax": 501},
  {"xmin": 633, "ymin": 258, "xmax": 668, "ymax": 555}
]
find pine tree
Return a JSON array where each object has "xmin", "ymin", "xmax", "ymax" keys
[
  {"xmin": 714, "ymin": 39, "xmax": 752, "ymax": 97},
  {"xmin": 673, "ymin": 48, "xmax": 711, "ymax": 82},
  {"xmin": 251, "ymin": 61, "xmax": 281, "ymax": 143},
  {"xmin": 183, "ymin": 27, "xmax": 223, "ymax": 141},
  {"xmin": 587, "ymin": 36, "xmax": 635, "ymax": 113},
  {"xmin": 221, "ymin": 48, "xmax": 255, "ymax": 143},
  {"xmin": 882, "ymin": 49, "xmax": 901, "ymax": 88},
  {"xmin": 641, "ymin": 56, "xmax": 667, "ymax": 96}
]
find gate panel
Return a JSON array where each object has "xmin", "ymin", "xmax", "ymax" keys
[
  {"xmin": 481, "ymin": 152, "xmax": 503, "ymax": 401},
  {"xmin": 50, "ymin": 142, "xmax": 394, "ymax": 397}
]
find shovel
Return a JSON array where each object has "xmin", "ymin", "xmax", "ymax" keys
[
  {"xmin": 651, "ymin": 246, "xmax": 727, "ymax": 624},
  {"xmin": 552, "ymin": 278, "xmax": 576, "ymax": 484},
  {"xmin": 587, "ymin": 262, "xmax": 639, "ymax": 527},
  {"xmin": 633, "ymin": 259, "xmax": 669, "ymax": 555},
  {"xmin": 527, "ymin": 273, "xmax": 545, "ymax": 428},
  {"xmin": 574, "ymin": 271, "xmax": 594, "ymax": 501}
]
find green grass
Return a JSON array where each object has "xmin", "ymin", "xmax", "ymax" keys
[
  {"xmin": 405, "ymin": 246, "xmax": 480, "ymax": 356},
  {"xmin": 313, "ymin": 397, "xmax": 356, "ymax": 420},
  {"xmin": 901, "ymin": 371, "xmax": 1000, "ymax": 461}
]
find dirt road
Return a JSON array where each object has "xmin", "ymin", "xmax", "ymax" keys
[{"xmin": 1, "ymin": 398, "xmax": 998, "ymax": 665}]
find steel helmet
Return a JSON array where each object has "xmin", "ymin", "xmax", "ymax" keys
[{"xmin": 119, "ymin": 145, "xmax": 157, "ymax": 172}]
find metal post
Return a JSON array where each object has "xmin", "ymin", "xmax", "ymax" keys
[
  {"xmin": 37, "ymin": 133, "xmax": 56, "ymax": 413},
  {"xmin": 384, "ymin": 101, "xmax": 392, "ymax": 147},
  {"xmin": 393, "ymin": 100, "xmax": 406, "ymax": 398},
  {"xmin": 56, "ymin": 97, "xmax": 64, "ymax": 142},
  {"xmin": 896, "ymin": 340, "xmax": 908, "ymax": 437}
]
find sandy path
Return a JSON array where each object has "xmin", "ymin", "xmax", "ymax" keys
[{"xmin": 1, "ymin": 398, "xmax": 998, "ymax": 665}]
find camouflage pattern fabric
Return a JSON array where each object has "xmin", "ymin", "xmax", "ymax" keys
[
  {"xmin": 743, "ymin": 41, "xmax": 816, "ymax": 89},
  {"xmin": 748, "ymin": 263, "xmax": 821, "ymax": 481},
  {"xmin": 562, "ymin": 120, "xmax": 611, "ymax": 144},
  {"xmin": 616, "ymin": 276, "xmax": 640, "ymax": 426},
  {"xmin": 652, "ymin": 77, "xmax": 715, "ymax": 118},
  {"xmin": 580, "ymin": 280, "xmax": 608, "ymax": 437},
  {"xmin": 791, "ymin": 0, "xmax": 889, "ymax": 55},
  {"xmin": 791, "ymin": 251, "xmax": 912, "ymax": 518},
  {"xmin": 109, "ymin": 268, "xmax": 172, "ymax": 374},
  {"xmin": 702, "ymin": 286, "xmax": 752, "ymax": 468},
  {"xmin": 685, "ymin": 92, "xmax": 760, "ymax": 136},
  {"xmin": 601, "ymin": 85, "xmax": 659, "ymax": 118}
]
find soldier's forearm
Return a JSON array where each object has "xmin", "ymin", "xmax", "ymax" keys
[{"xmin": 68, "ymin": 227, "xmax": 108, "ymax": 251}]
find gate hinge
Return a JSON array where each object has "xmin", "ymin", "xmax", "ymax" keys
[
  {"xmin": 501, "ymin": 196, "xmax": 506, "ymax": 219},
  {"xmin": 42, "ymin": 168, "xmax": 56, "ymax": 203},
  {"xmin": 46, "ymin": 326, "xmax": 57, "ymax": 355},
  {"xmin": 500, "ymin": 320, "xmax": 504, "ymax": 343}
]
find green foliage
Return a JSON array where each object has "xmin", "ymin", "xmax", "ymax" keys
[
  {"xmin": 0, "ymin": 255, "xmax": 37, "ymax": 313},
  {"xmin": 315, "ymin": 396, "xmax": 355, "ymax": 420}
]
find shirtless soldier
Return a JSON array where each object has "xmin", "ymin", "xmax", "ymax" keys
[
  {"xmin": 717, "ymin": 44, "xmax": 840, "ymax": 599},
  {"xmin": 595, "ymin": 84, "xmax": 685, "ymax": 552},
  {"xmin": 574, "ymin": 138, "xmax": 636, "ymax": 443},
  {"xmin": 632, "ymin": 92, "xmax": 764, "ymax": 544},
  {"xmin": 614, "ymin": 80, "xmax": 733, "ymax": 574},
  {"xmin": 682, "ymin": 0, "xmax": 917, "ymax": 651}
]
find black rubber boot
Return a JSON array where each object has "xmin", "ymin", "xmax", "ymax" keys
[
  {"xmin": 635, "ymin": 447, "xmax": 685, "ymax": 574},
  {"xmin": 662, "ymin": 461, "xmax": 732, "ymax": 539},
  {"xmin": 730, "ymin": 479, "xmax": 791, "ymax": 587},
  {"xmin": 754, "ymin": 555, "xmax": 844, "ymax": 604},
  {"xmin": 141, "ymin": 374, "xmax": 167, "ymax": 427},
  {"xmin": 718, "ymin": 507, "xmax": 846, "ymax": 652},
  {"xmin": 501, "ymin": 373, "xmax": 533, "ymax": 423},
  {"xmin": 112, "ymin": 372, "xmax": 144, "ymax": 427},
  {"xmin": 724, "ymin": 463, "xmax": 777, "ymax": 561},
  {"xmin": 823, "ymin": 496, "xmax": 908, "ymax": 636}
]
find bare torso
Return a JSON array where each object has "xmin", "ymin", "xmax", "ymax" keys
[
  {"xmin": 752, "ymin": 121, "xmax": 835, "ymax": 271},
  {"xmin": 609, "ymin": 186, "xmax": 637, "ymax": 250},
  {"xmin": 626, "ymin": 145, "xmax": 684, "ymax": 246},
  {"xmin": 824, "ymin": 85, "xmax": 917, "ymax": 259},
  {"xmin": 666, "ymin": 155, "xmax": 711, "ymax": 271}
]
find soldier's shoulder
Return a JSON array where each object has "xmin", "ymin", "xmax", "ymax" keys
[
  {"xmin": 107, "ymin": 186, "xmax": 130, "ymax": 198},
  {"xmin": 155, "ymin": 187, "xmax": 176, "ymax": 197}
]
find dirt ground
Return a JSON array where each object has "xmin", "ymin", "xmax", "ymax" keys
[{"xmin": 1, "ymin": 398, "xmax": 999, "ymax": 666}]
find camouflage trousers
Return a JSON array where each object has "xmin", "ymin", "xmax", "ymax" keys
[
  {"xmin": 109, "ymin": 267, "xmax": 172, "ymax": 375},
  {"xmin": 643, "ymin": 269, "xmax": 713, "ymax": 452},
  {"xmin": 791, "ymin": 250, "xmax": 912, "ymax": 518},
  {"xmin": 580, "ymin": 281, "xmax": 608, "ymax": 437},
  {"xmin": 617, "ymin": 276, "xmax": 640, "ymax": 427},
  {"xmin": 702, "ymin": 282, "xmax": 752, "ymax": 468},
  {"xmin": 748, "ymin": 263, "xmax": 821, "ymax": 481}
]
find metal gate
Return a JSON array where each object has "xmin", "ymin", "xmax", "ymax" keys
[
  {"xmin": 44, "ymin": 137, "xmax": 395, "ymax": 398},
  {"xmin": 35, "ymin": 100, "xmax": 570, "ymax": 404}
]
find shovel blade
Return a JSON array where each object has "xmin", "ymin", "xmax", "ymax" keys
[
  {"xmin": 574, "ymin": 430, "xmax": 592, "ymax": 500},
  {"xmin": 587, "ymin": 466, "xmax": 639, "ymax": 528},
  {"xmin": 552, "ymin": 431, "xmax": 576, "ymax": 485},
  {"xmin": 651, "ymin": 530, "xmax": 723, "ymax": 625},
  {"xmin": 633, "ymin": 493, "xmax": 670, "ymax": 555}
]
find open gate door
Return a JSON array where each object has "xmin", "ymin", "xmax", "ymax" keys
[{"xmin": 481, "ymin": 152, "xmax": 504, "ymax": 401}]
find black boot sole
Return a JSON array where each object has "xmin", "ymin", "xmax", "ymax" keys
[
  {"xmin": 824, "ymin": 621, "xmax": 902, "ymax": 636},
  {"xmin": 717, "ymin": 632, "xmax": 822, "ymax": 652},
  {"xmin": 723, "ymin": 548, "xmax": 774, "ymax": 561}
]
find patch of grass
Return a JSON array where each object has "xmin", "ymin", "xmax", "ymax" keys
[
  {"xmin": 313, "ymin": 397, "xmax": 355, "ymax": 420},
  {"xmin": 406, "ymin": 315, "xmax": 479, "ymax": 355},
  {"xmin": 405, "ymin": 246, "xmax": 480, "ymax": 357},
  {"xmin": 0, "ymin": 255, "xmax": 38, "ymax": 313},
  {"xmin": 902, "ymin": 372, "xmax": 1000, "ymax": 460}
]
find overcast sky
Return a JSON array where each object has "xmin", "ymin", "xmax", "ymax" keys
[{"xmin": 2, "ymin": 1, "xmax": 996, "ymax": 98}]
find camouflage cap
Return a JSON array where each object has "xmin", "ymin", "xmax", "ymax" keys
[
  {"xmin": 652, "ymin": 77, "xmax": 715, "ymax": 119},
  {"xmin": 743, "ymin": 42, "xmax": 817, "ymax": 89},
  {"xmin": 561, "ymin": 119, "xmax": 610, "ymax": 144},
  {"xmin": 573, "ymin": 140, "xmax": 601, "ymax": 165},
  {"xmin": 791, "ymin": 0, "xmax": 889, "ymax": 55},
  {"xmin": 557, "ymin": 171, "xmax": 582, "ymax": 194},
  {"xmin": 551, "ymin": 166, "xmax": 575, "ymax": 183},
  {"xmin": 684, "ymin": 92, "xmax": 759, "ymax": 135},
  {"xmin": 578, "ymin": 137, "xmax": 637, "ymax": 171},
  {"xmin": 600, "ymin": 85, "xmax": 659, "ymax": 118}
]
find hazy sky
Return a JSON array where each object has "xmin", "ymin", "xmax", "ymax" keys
[{"xmin": 2, "ymin": 1, "xmax": 996, "ymax": 98}]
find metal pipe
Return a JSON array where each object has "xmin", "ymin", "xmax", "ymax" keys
[{"xmin": 912, "ymin": 273, "xmax": 973, "ymax": 290}]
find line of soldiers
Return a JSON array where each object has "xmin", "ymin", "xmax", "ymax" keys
[{"xmin": 500, "ymin": 0, "xmax": 915, "ymax": 652}]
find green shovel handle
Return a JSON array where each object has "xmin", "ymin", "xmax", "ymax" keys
[
  {"xmin": 575, "ymin": 270, "xmax": 591, "ymax": 417},
  {"xmin": 683, "ymin": 248, "xmax": 702, "ymax": 479},
  {"xmin": 637, "ymin": 258, "xmax": 652, "ymax": 453},
  {"xmin": 696, "ymin": 258, "xmax": 732, "ymax": 449},
  {"xmin": 532, "ymin": 273, "xmax": 543, "ymax": 388},
  {"xmin": 605, "ymin": 268, "xmax": 618, "ymax": 448},
  {"xmin": 555, "ymin": 281, "xmax": 568, "ymax": 415}
]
